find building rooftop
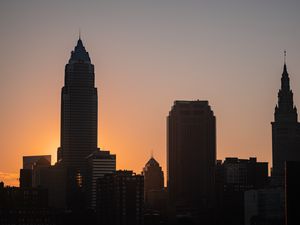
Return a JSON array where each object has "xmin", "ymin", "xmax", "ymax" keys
[{"xmin": 68, "ymin": 38, "xmax": 91, "ymax": 64}]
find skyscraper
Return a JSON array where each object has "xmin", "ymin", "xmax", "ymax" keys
[
  {"xmin": 167, "ymin": 100, "xmax": 216, "ymax": 224},
  {"xmin": 57, "ymin": 37, "xmax": 98, "ymax": 169},
  {"xmin": 271, "ymin": 58, "xmax": 300, "ymax": 182},
  {"xmin": 56, "ymin": 37, "xmax": 99, "ymax": 209}
]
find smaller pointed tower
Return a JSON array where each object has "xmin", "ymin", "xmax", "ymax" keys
[{"xmin": 142, "ymin": 156, "xmax": 164, "ymax": 204}]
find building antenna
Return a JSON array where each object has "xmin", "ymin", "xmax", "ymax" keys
[
  {"xmin": 151, "ymin": 149, "xmax": 154, "ymax": 158},
  {"xmin": 79, "ymin": 28, "xmax": 81, "ymax": 40},
  {"xmin": 284, "ymin": 50, "xmax": 287, "ymax": 64}
]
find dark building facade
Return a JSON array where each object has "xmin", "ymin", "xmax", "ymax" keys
[
  {"xmin": 285, "ymin": 161, "xmax": 300, "ymax": 225},
  {"xmin": 216, "ymin": 157, "xmax": 269, "ymax": 225},
  {"xmin": 86, "ymin": 150, "xmax": 116, "ymax": 209},
  {"xmin": 32, "ymin": 164, "xmax": 67, "ymax": 209},
  {"xmin": 0, "ymin": 184, "xmax": 51, "ymax": 225},
  {"xmin": 20, "ymin": 169, "xmax": 32, "ymax": 188},
  {"xmin": 272, "ymin": 62, "xmax": 300, "ymax": 182},
  {"xmin": 19, "ymin": 155, "xmax": 68, "ymax": 210},
  {"xmin": 221, "ymin": 157, "xmax": 268, "ymax": 190},
  {"xmin": 167, "ymin": 100, "xmax": 216, "ymax": 224},
  {"xmin": 23, "ymin": 155, "xmax": 51, "ymax": 170},
  {"xmin": 19, "ymin": 155, "xmax": 51, "ymax": 188},
  {"xmin": 244, "ymin": 187, "xmax": 284, "ymax": 225},
  {"xmin": 96, "ymin": 170, "xmax": 144, "ymax": 225}
]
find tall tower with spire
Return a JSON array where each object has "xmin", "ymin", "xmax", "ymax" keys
[
  {"xmin": 271, "ymin": 53, "xmax": 300, "ymax": 182},
  {"xmin": 57, "ymin": 37, "xmax": 98, "ymax": 171}
]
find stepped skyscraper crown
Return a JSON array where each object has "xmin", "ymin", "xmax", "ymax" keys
[{"xmin": 68, "ymin": 38, "xmax": 91, "ymax": 64}]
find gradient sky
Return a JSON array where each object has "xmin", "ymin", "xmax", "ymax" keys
[{"xmin": 1, "ymin": 0, "xmax": 300, "ymax": 186}]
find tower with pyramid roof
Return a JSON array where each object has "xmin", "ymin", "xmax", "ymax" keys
[{"xmin": 271, "ymin": 53, "xmax": 300, "ymax": 183}]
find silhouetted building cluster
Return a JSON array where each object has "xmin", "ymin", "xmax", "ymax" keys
[
  {"xmin": 244, "ymin": 187, "xmax": 284, "ymax": 225},
  {"xmin": 0, "ymin": 183, "xmax": 52, "ymax": 224},
  {"xmin": 1, "ymin": 39, "xmax": 299, "ymax": 225},
  {"xmin": 215, "ymin": 157, "xmax": 269, "ymax": 225},
  {"xmin": 96, "ymin": 170, "xmax": 144, "ymax": 225},
  {"xmin": 56, "ymin": 38, "xmax": 100, "ymax": 210},
  {"xmin": 11, "ymin": 38, "xmax": 117, "ymax": 224},
  {"xmin": 241, "ymin": 60, "xmax": 300, "ymax": 225},
  {"xmin": 18, "ymin": 155, "xmax": 68, "ymax": 210}
]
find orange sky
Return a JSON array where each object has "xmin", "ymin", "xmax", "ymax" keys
[{"xmin": 1, "ymin": 1, "xmax": 300, "ymax": 186}]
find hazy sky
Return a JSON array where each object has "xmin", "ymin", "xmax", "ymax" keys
[{"xmin": 1, "ymin": 0, "xmax": 300, "ymax": 186}]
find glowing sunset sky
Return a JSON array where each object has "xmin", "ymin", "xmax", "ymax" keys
[{"xmin": 1, "ymin": 0, "xmax": 300, "ymax": 186}]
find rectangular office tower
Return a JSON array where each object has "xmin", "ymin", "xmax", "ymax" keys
[
  {"xmin": 167, "ymin": 100, "xmax": 216, "ymax": 224},
  {"xmin": 86, "ymin": 150, "xmax": 116, "ymax": 209}
]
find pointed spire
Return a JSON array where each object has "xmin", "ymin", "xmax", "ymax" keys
[
  {"xmin": 281, "ymin": 50, "xmax": 290, "ymax": 90},
  {"xmin": 283, "ymin": 50, "xmax": 288, "ymax": 74},
  {"xmin": 77, "ymin": 38, "xmax": 84, "ymax": 48},
  {"xmin": 69, "ymin": 35, "xmax": 91, "ymax": 64},
  {"xmin": 145, "ymin": 156, "xmax": 159, "ymax": 167},
  {"xmin": 274, "ymin": 52, "xmax": 298, "ymax": 122}
]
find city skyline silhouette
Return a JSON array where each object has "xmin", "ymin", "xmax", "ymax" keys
[
  {"xmin": 1, "ymin": 2, "xmax": 300, "ymax": 224},
  {"xmin": 1, "ymin": 1, "xmax": 300, "ymax": 187}
]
